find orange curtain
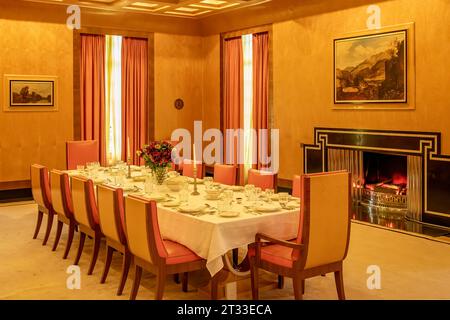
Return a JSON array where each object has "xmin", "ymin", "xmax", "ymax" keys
[
  {"xmin": 253, "ymin": 32, "xmax": 270, "ymax": 170},
  {"xmin": 80, "ymin": 34, "xmax": 106, "ymax": 165},
  {"xmin": 121, "ymin": 37, "xmax": 148, "ymax": 165},
  {"xmin": 223, "ymin": 37, "xmax": 244, "ymax": 185}
]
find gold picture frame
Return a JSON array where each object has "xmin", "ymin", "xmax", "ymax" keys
[
  {"xmin": 333, "ymin": 23, "xmax": 415, "ymax": 110},
  {"xmin": 2, "ymin": 74, "xmax": 59, "ymax": 112}
]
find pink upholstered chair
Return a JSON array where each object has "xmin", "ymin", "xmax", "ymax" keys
[
  {"xmin": 71, "ymin": 176, "xmax": 103, "ymax": 275},
  {"xmin": 66, "ymin": 140, "xmax": 99, "ymax": 170},
  {"xmin": 182, "ymin": 160, "xmax": 204, "ymax": 179},
  {"xmin": 247, "ymin": 169, "xmax": 278, "ymax": 191},
  {"xmin": 97, "ymin": 184, "xmax": 131, "ymax": 296},
  {"xmin": 30, "ymin": 164, "xmax": 55, "ymax": 246},
  {"xmin": 249, "ymin": 171, "xmax": 352, "ymax": 300},
  {"xmin": 125, "ymin": 195, "xmax": 221, "ymax": 300},
  {"xmin": 292, "ymin": 175, "xmax": 302, "ymax": 198},
  {"xmin": 50, "ymin": 170, "xmax": 77, "ymax": 259},
  {"xmin": 213, "ymin": 164, "xmax": 237, "ymax": 186}
]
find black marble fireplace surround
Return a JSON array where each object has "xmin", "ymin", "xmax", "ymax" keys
[{"xmin": 302, "ymin": 128, "xmax": 450, "ymax": 228}]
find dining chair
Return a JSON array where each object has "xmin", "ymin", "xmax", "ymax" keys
[
  {"xmin": 30, "ymin": 164, "xmax": 55, "ymax": 246},
  {"xmin": 66, "ymin": 140, "xmax": 99, "ymax": 170},
  {"xmin": 213, "ymin": 164, "xmax": 237, "ymax": 186},
  {"xmin": 182, "ymin": 159, "xmax": 204, "ymax": 179},
  {"xmin": 50, "ymin": 170, "xmax": 77, "ymax": 258},
  {"xmin": 247, "ymin": 169, "xmax": 278, "ymax": 191},
  {"xmin": 71, "ymin": 176, "xmax": 103, "ymax": 275},
  {"xmin": 292, "ymin": 175, "xmax": 301, "ymax": 198},
  {"xmin": 124, "ymin": 195, "xmax": 220, "ymax": 300},
  {"xmin": 249, "ymin": 171, "xmax": 352, "ymax": 300},
  {"xmin": 97, "ymin": 184, "xmax": 131, "ymax": 296}
]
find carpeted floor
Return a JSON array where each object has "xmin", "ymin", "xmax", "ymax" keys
[{"xmin": 1, "ymin": 203, "xmax": 449, "ymax": 300}]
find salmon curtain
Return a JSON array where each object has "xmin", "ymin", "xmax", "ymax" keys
[
  {"xmin": 223, "ymin": 37, "xmax": 244, "ymax": 185},
  {"xmin": 80, "ymin": 34, "xmax": 106, "ymax": 165},
  {"xmin": 252, "ymin": 32, "xmax": 270, "ymax": 170},
  {"xmin": 121, "ymin": 37, "xmax": 148, "ymax": 165}
]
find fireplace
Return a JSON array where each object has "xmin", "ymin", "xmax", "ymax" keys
[
  {"xmin": 361, "ymin": 152, "xmax": 408, "ymax": 211},
  {"xmin": 302, "ymin": 128, "xmax": 450, "ymax": 229}
]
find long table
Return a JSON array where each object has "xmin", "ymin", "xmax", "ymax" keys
[{"xmin": 67, "ymin": 168, "xmax": 300, "ymax": 277}]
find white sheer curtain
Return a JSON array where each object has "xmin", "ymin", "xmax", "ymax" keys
[
  {"xmin": 242, "ymin": 33, "xmax": 254, "ymax": 183},
  {"xmin": 105, "ymin": 35, "xmax": 123, "ymax": 165}
]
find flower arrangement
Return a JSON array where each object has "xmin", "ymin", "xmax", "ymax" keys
[{"xmin": 137, "ymin": 141, "xmax": 173, "ymax": 184}]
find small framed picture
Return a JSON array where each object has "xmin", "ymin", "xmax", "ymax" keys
[{"xmin": 3, "ymin": 75, "xmax": 58, "ymax": 112}]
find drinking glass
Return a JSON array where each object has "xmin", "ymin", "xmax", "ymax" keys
[
  {"xmin": 144, "ymin": 176, "xmax": 154, "ymax": 194},
  {"xmin": 76, "ymin": 165, "xmax": 85, "ymax": 172},
  {"xmin": 254, "ymin": 187, "xmax": 262, "ymax": 200},
  {"xmin": 223, "ymin": 190, "xmax": 233, "ymax": 202},
  {"xmin": 244, "ymin": 184, "xmax": 255, "ymax": 200},
  {"xmin": 179, "ymin": 187, "xmax": 189, "ymax": 203},
  {"xmin": 278, "ymin": 192, "xmax": 289, "ymax": 209},
  {"xmin": 265, "ymin": 189, "xmax": 275, "ymax": 202},
  {"xmin": 204, "ymin": 177, "xmax": 213, "ymax": 189}
]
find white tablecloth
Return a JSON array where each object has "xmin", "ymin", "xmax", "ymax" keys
[{"xmin": 66, "ymin": 169, "xmax": 299, "ymax": 276}]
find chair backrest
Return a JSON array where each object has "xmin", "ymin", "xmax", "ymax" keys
[
  {"xmin": 247, "ymin": 169, "xmax": 277, "ymax": 191},
  {"xmin": 97, "ymin": 184, "xmax": 126, "ymax": 245},
  {"xmin": 292, "ymin": 175, "xmax": 301, "ymax": 198},
  {"xmin": 50, "ymin": 170, "xmax": 73, "ymax": 219},
  {"xmin": 66, "ymin": 140, "xmax": 99, "ymax": 170},
  {"xmin": 214, "ymin": 164, "xmax": 237, "ymax": 186},
  {"xmin": 124, "ymin": 196, "xmax": 168, "ymax": 264},
  {"xmin": 298, "ymin": 171, "xmax": 351, "ymax": 270},
  {"xmin": 71, "ymin": 176, "xmax": 99, "ymax": 229},
  {"xmin": 182, "ymin": 160, "xmax": 203, "ymax": 178},
  {"xmin": 30, "ymin": 164, "xmax": 52, "ymax": 209}
]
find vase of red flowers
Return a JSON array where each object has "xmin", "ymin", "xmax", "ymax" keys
[{"xmin": 137, "ymin": 141, "xmax": 173, "ymax": 185}]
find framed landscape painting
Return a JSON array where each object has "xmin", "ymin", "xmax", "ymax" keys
[
  {"xmin": 3, "ymin": 75, "xmax": 58, "ymax": 112},
  {"xmin": 334, "ymin": 24, "xmax": 414, "ymax": 109}
]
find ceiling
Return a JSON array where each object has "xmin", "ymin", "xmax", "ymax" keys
[{"xmin": 23, "ymin": 0, "xmax": 272, "ymax": 19}]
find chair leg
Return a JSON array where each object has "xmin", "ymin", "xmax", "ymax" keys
[
  {"xmin": 334, "ymin": 268, "xmax": 346, "ymax": 300},
  {"xmin": 52, "ymin": 220, "xmax": 63, "ymax": 251},
  {"xmin": 130, "ymin": 265, "xmax": 142, "ymax": 300},
  {"xmin": 181, "ymin": 272, "xmax": 188, "ymax": 292},
  {"xmin": 42, "ymin": 213, "xmax": 54, "ymax": 246},
  {"xmin": 117, "ymin": 250, "xmax": 131, "ymax": 296},
  {"xmin": 63, "ymin": 222, "xmax": 76, "ymax": 259},
  {"xmin": 293, "ymin": 276, "xmax": 304, "ymax": 300},
  {"xmin": 249, "ymin": 257, "xmax": 259, "ymax": 300},
  {"xmin": 155, "ymin": 269, "xmax": 166, "ymax": 300},
  {"xmin": 100, "ymin": 245, "xmax": 114, "ymax": 284},
  {"xmin": 277, "ymin": 275, "xmax": 284, "ymax": 289},
  {"xmin": 74, "ymin": 232, "xmax": 86, "ymax": 265},
  {"xmin": 173, "ymin": 273, "xmax": 180, "ymax": 284},
  {"xmin": 33, "ymin": 210, "xmax": 44, "ymax": 239},
  {"xmin": 302, "ymin": 279, "xmax": 305, "ymax": 294},
  {"xmin": 87, "ymin": 233, "xmax": 101, "ymax": 275}
]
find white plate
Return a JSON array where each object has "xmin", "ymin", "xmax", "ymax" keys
[
  {"xmin": 224, "ymin": 185, "xmax": 244, "ymax": 192},
  {"xmin": 219, "ymin": 211, "xmax": 240, "ymax": 218},
  {"xmin": 254, "ymin": 203, "xmax": 280, "ymax": 213},
  {"xmin": 163, "ymin": 200, "xmax": 180, "ymax": 207},
  {"xmin": 145, "ymin": 193, "xmax": 166, "ymax": 201},
  {"xmin": 178, "ymin": 204, "xmax": 207, "ymax": 214},
  {"xmin": 285, "ymin": 201, "xmax": 300, "ymax": 210}
]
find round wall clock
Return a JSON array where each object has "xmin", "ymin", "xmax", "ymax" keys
[{"xmin": 174, "ymin": 98, "xmax": 184, "ymax": 110}]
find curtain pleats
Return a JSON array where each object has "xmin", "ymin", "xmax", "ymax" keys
[
  {"xmin": 223, "ymin": 37, "xmax": 244, "ymax": 185},
  {"xmin": 252, "ymin": 32, "xmax": 270, "ymax": 170},
  {"xmin": 80, "ymin": 34, "xmax": 106, "ymax": 165},
  {"xmin": 121, "ymin": 37, "xmax": 149, "ymax": 165}
]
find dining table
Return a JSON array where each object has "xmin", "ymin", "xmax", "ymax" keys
[{"xmin": 65, "ymin": 165, "xmax": 301, "ymax": 281}]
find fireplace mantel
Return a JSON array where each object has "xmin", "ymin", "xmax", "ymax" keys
[{"xmin": 302, "ymin": 128, "xmax": 450, "ymax": 227}]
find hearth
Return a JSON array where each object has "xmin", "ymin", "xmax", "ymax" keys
[{"xmin": 361, "ymin": 152, "xmax": 408, "ymax": 211}]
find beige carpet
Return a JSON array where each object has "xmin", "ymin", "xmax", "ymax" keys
[{"xmin": 1, "ymin": 203, "xmax": 449, "ymax": 300}]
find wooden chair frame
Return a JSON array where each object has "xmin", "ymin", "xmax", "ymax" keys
[{"xmin": 249, "ymin": 173, "xmax": 352, "ymax": 300}]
